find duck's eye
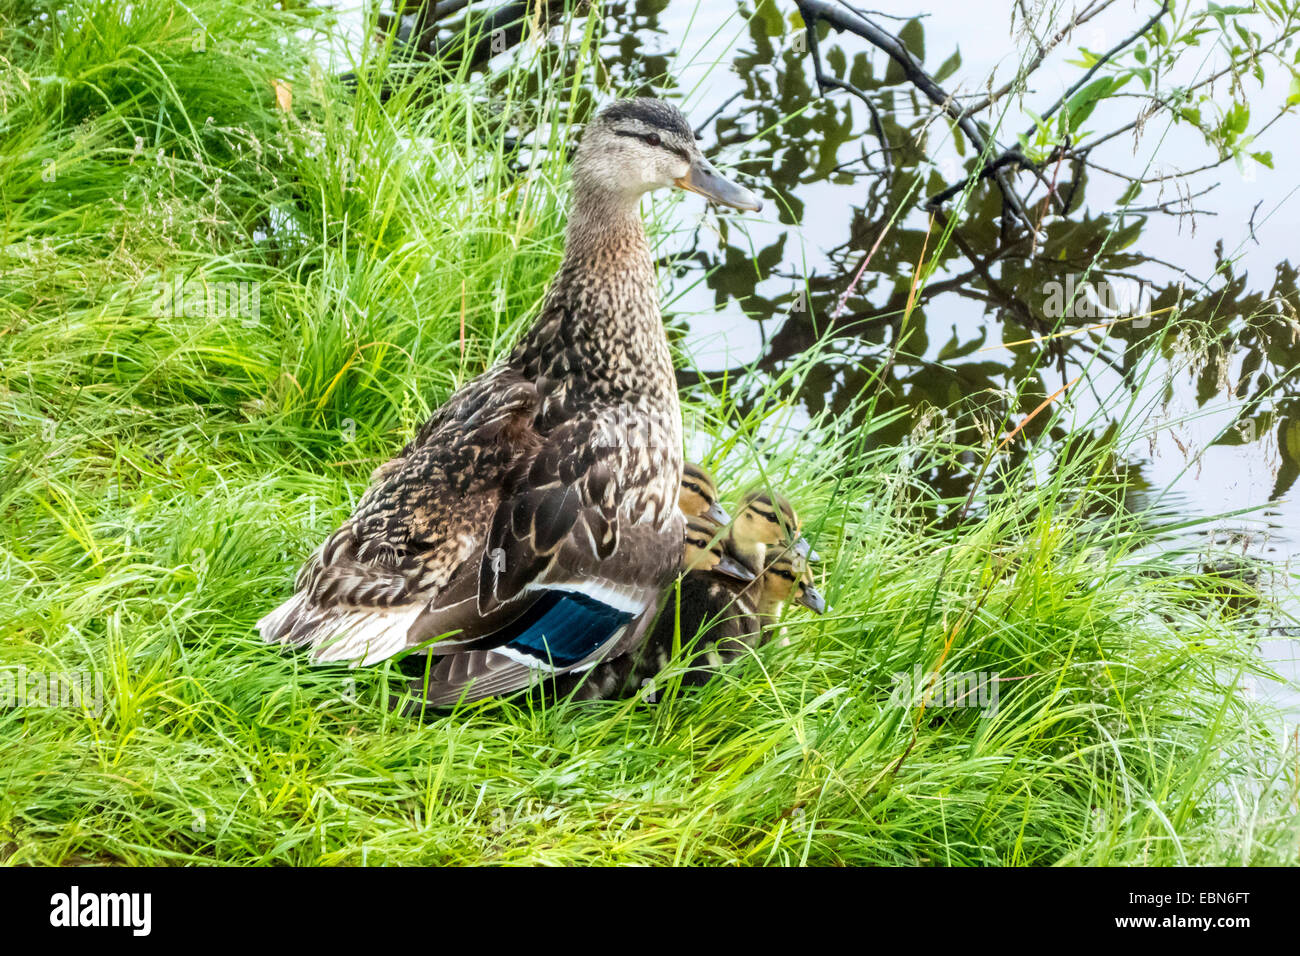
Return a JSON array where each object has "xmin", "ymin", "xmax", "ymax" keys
[{"xmin": 644, "ymin": 133, "xmax": 661, "ymax": 147}]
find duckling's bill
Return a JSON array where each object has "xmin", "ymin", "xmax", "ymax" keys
[
  {"xmin": 712, "ymin": 552, "xmax": 757, "ymax": 582},
  {"xmin": 799, "ymin": 583, "xmax": 827, "ymax": 615},
  {"xmin": 793, "ymin": 536, "xmax": 820, "ymax": 562},
  {"xmin": 676, "ymin": 156, "xmax": 762, "ymax": 212},
  {"xmin": 703, "ymin": 500, "xmax": 731, "ymax": 525}
]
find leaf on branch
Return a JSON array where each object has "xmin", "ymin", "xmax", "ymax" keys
[
  {"xmin": 1023, "ymin": 107, "xmax": 1050, "ymax": 147},
  {"xmin": 849, "ymin": 51, "xmax": 873, "ymax": 89},
  {"xmin": 1177, "ymin": 27, "xmax": 1213, "ymax": 45},
  {"xmin": 934, "ymin": 48, "xmax": 961, "ymax": 83},
  {"xmin": 1225, "ymin": 100, "xmax": 1250, "ymax": 135},
  {"xmin": 1112, "ymin": 219, "xmax": 1143, "ymax": 250},
  {"xmin": 1063, "ymin": 77, "xmax": 1114, "ymax": 132},
  {"xmin": 900, "ymin": 18, "xmax": 925, "ymax": 61},
  {"xmin": 1206, "ymin": 3, "xmax": 1256, "ymax": 31}
]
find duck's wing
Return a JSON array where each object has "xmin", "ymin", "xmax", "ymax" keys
[
  {"xmin": 404, "ymin": 522, "xmax": 679, "ymax": 706},
  {"xmin": 258, "ymin": 367, "xmax": 542, "ymax": 663},
  {"xmin": 392, "ymin": 412, "xmax": 682, "ymax": 704}
]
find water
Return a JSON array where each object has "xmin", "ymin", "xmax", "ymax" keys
[{"xmin": 331, "ymin": 0, "xmax": 1299, "ymax": 709}]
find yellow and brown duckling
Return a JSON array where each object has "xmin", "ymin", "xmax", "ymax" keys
[
  {"xmin": 749, "ymin": 550, "xmax": 825, "ymax": 640},
  {"xmin": 683, "ymin": 514, "xmax": 752, "ymax": 578},
  {"xmin": 258, "ymin": 100, "xmax": 762, "ymax": 707},
  {"xmin": 678, "ymin": 461, "xmax": 732, "ymax": 527},
  {"xmin": 622, "ymin": 480, "xmax": 826, "ymax": 694},
  {"xmin": 725, "ymin": 488, "xmax": 819, "ymax": 575},
  {"xmin": 759, "ymin": 551, "xmax": 825, "ymax": 649},
  {"xmin": 637, "ymin": 531, "xmax": 825, "ymax": 690}
]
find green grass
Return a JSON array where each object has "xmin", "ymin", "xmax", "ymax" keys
[{"xmin": 1, "ymin": 0, "xmax": 1297, "ymax": 865}]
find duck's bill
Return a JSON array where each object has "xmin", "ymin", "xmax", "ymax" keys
[
  {"xmin": 713, "ymin": 553, "xmax": 757, "ymax": 582},
  {"xmin": 798, "ymin": 584, "xmax": 827, "ymax": 615},
  {"xmin": 793, "ymin": 536, "xmax": 820, "ymax": 563},
  {"xmin": 703, "ymin": 501, "xmax": 732, "ymax": 526},
  {"xmin": 676, "ymin": 157, "xmax": 762, "ymax": 212}
]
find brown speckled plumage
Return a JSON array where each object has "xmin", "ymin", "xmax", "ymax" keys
[{"xmin": 259, "ymin": 99, "xmax": 761, "ymax": 706}]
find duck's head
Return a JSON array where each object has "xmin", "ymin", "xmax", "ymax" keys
[
  {"xmin": 760, "ymin": 552, "xmax": 827, "ymax": 615},
  {"xmin": 574, "ymin": 98, "xmax": 762, "ymax": 213},
  {"xmin": 679, "ymin": 461, "xmax": 731, "ymax": 526},
  {"xmin": 683, "ymin": 515, "xmax": 755, "ymax": 580},
  {"xmin": 728, "ymin": 489, "xmax": 818, "ymax": 570}
]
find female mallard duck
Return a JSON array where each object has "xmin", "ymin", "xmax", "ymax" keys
[{"xmin": 258, "ymin": 99, "xmax": 762, "ymax": 706}]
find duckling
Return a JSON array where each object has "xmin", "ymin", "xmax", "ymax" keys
[
  {"xmin": 678, "ymin": 460, "xmax": 732, "ymax": 527},
  {"xmin": 637, "ymin": 545, "xmax": 825, "ymax": 691},
  {"xmin": 751, "ymin": 550, "xmax": 825, "ymax": 642},
  {"xmin": 643, "ymin": 477, "xmax": 821, "ymax": 682},
  {"xmin": 629, "ymin": 491, "xmax": 825, "ymax": 690},
  {"xmin": 258, "ymin": 99, "xmax": 762, "ymax": 707},
  {"xmin": 726, "ymin": 488, "xmax": 818, "ymax": 575}
]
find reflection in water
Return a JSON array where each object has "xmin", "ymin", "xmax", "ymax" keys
[{"xmin": 674, "ymin": 5, "xmax": 1299, "ymax": 517}]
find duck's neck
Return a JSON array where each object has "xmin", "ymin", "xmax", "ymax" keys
[
  {"xmin": 511, "ymin": 189, "xmax": 670, "ymax": 397},
  {"xmin": 563, "ymin": 187, "xmax": 652, "ymax": 271},
  {"xmin": 727, "ymin": 535, "xmax": 767, "ymax": 579}
]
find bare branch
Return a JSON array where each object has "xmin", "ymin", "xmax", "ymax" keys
[{"xmin": 802, "ymin": 14, "xmax": 893, "ymax": 172}]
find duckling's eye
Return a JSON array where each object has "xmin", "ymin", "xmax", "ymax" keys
[{"xmin": 644, "ymin": 133, "xmax": 661, "ymax": 147}]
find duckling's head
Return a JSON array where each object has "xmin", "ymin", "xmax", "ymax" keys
[
  {"xmin": 760, "ymin": 553, "xmax": 826, "ymax": 615},
  {"xmin": 728, "ymin": 490, "xmax": 804, "ymax": 570},
  {"xmin": 679, "ymin": 462, "xmax": 731, "ymax": 526},
  {"xmin": 574, "ymin": 98, "xmax": 762, "ymax": 214},
  {"xmin": 729, "ymin": 488, "xmax": 821, "ymax": 568},
  {"xmin": 683, "ymin": 515, "xmax": 755, "ymax": 580}
]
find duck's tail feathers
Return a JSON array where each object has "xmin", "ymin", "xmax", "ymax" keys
[
  {"xmin": 256, "ymin": 592, "xmax": 309, "ymax": 643},
  {"xmin": 257, "ymin": 593, "xmax": 422, "ymax": 667}
]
